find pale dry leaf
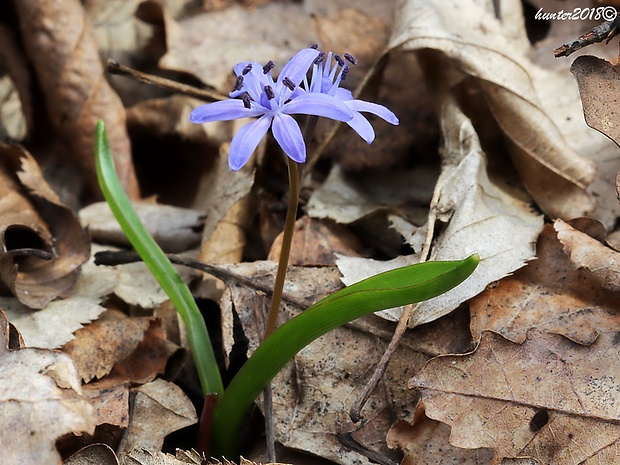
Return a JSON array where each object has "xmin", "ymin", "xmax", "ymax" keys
[
  {"xmin": 117, "ymin": 379, "xmax": 197, "ymax": 457},
  {"xmin": 336, "ymin": 103, "xmax": 542, "ymax": 324},
  {"xmin": 160, "ymin": 3, "xmax": 316, "ymax": 91},
  {"xmin": 0, "ymin": 309, "xmax": 96, "ymax": 465},
  {"xmin": 0, "ymin": 74, "xmax": 26, "ymax": 141},
  {"xmin": 307, "ymin": 164, "xmax": 435, "ymax": 226},
  {"xmin": 470, "ymin": 220, "xmax": 620, "ymax": 345},
  {"xmin": 388, "ymin": 0, "xmax": 596, "ymax": 219},
  {"xmin": 0, "ymin": 295, "xmax": 106, "ymax": 349},
  {"xmin": 64, "ymin": 443, "xmax": 119, "ymax": 465},
  {"xmin": 409, "ymin": 330, "xmax": 620, "ymax": 464},
  {"xmin": 80, "ymin": 201, "xmax": 203, "ymax": 253}
]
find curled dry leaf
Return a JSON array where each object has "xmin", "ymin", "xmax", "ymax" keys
[
  {"xmin": 13, "ymin": 0, "xmax": 139, "ymax": 198},
  {"xmin": 388, "ymin": 0, "xmax": 596, "ymax": 219},
  {"xmin": 0, "ymin": 309, "xmax": 96, "ymax": 465},
  {"xmin": 64, "ymin": 443, "xmax": 119, "ymax": 465},
  {"xmin": 470, "ymin": 219, "xmax": 620, "ymax": 345},
  {"xmin": 408, "ymin": 330, "xmax": 620, "ymax": 464},
  {"xmin": 0, "ymin": 143, "xmax": 90, "ymax": 309}
]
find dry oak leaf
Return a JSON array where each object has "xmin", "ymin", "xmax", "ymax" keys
[
  {"xmin": 14, "ymin": 0, "xmax": 139, "ymax": 198},
  {"xmin": 470, "ymin": 219, "xmax": 620, "ymax": 346},
  {"xmin": 387, "ymin": 0, "xmax": 596, "ymax": 219},
  {"xmin": 0, "ymin": 309, "xmax": 96, "ymax": 465},
  {"xmin": 409, "ymin": 330, "xmax": 620, "ymax": 464},
  {"xmin": 0, "ymin": 143, "xmax": 90, "ymax": 309}
]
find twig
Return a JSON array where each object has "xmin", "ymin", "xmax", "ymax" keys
[
  {"xmin": 94, "ymin": 249, "xmax": 308, "ymax": 309},
  {"xmin": 554, "ymin": 16, "xmax": 620, "ymax": 57},
  {"xmin": 106, "ymin": 59, "xmax": 227, "ymax": 101}
]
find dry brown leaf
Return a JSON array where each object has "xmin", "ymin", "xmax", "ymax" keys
[
  {"xmin": 387, "ymin": 416, "xmax": 494, "ymax": 465},
  {"xmin": 159, "ymin": 3, "xmax": 316, "ymax": 91},
  {"xmin": 64, "ymin": 443, "xmax": 119, "ymax": 465},
  {"xmin": 81, "ymin": 381, "xmax": 131, "ymax": 428},
  {"xmin": 470, "ymin": 219, "xmax": 620, "ymax": 345},
  {"xmin": 388, "ymin": 0, "xmax": 596, "ymax": 219},
  {"xmin": 14, "ymin": 0, "xmax": 139, "ymax": 198},
  {"xmin": 268, "ymin": 216, "xmax": 365, "ymax": 265},
  {"xmin": 571, "ymin": 55, "xmax": 620, "ymax": 147},
  {"xmin": 0, "ymin": 74, "xmax": 26, "ymax": 141},
  {"xmin": 195, "ymin": 144, "xmax": 254, "ymax": 264},
  {"xmin": 408, "ymin": 330, "xmax": 620, "ymax": 464},
  {"xmin": 0, "ymin": 309, "xmax": 96, "ymax": 465},
  {"xmin": 0, "ymin": 143, "xmax": 90, "ymax": 308},
  {"xmin": 63, "ymin": 313, "xmax": 153, "ymax": 383},
  {"xmin": 117, "ymin": 379, "xmax": 197, "ymax": 457},
  {"xmin": 80, "ymin": 201, "xmax": 203, "ymax": 253}
]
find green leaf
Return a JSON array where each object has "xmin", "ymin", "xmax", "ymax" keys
[
  {"xmin": 211, "ymin": 254, "xmax": 479, "ymax": 455},
  {"xmin": 94, "ymin": 120, "xmax": 223, "ymax": 396}
]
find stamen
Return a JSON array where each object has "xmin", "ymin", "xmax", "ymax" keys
[
  {"xmin": 311, "ymin": 43, "xmax": 319, "ymax": 49},
  {"xmin": 241, "ymin": 93, "xmax": 252, "ymax": 109},
  {"xmin": 282, "ymin": 77, "xmax": 295, "ymax": 91},
  {"xmin": 344, "ymin": 53, "xmax": 358, "ymax": 65},
  {"xmin": 334, "ymin": 54, "xmax": 345, "ymax": 67},
  {"xmin": 233, "ymin": 75, "xmax": 244, "ymax": 91},
  {"xmin": 242, "ymin": 64, "xmax": 253, "ymax": 75},
  {"xmin": 341, "ymin": 66, "xmax": 350, "ymax": 82},
  {"xmin": 313, "ymin": 51, "xmax": 326, "ymax": 65},
  {"xmin": 263, "ymin": 60, "xmax": 275, "ymax": 74},
  {"xmin": 264, "ymin": 85, "xmax": 275, "ymax": 99}
]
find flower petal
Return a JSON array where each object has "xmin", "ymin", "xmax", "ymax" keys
[
  {"xmin": 345, "ymin": 99, "xmax": 400, "ymax": 125},
  {"xmin": 190, "ymin": 99, "xmax": 264, "ymax": 123},
  {"xmin": 277, "ymin": 48, "xmax": 320, "ymax": 88},
  {"xmin": 346, "ymin": 113, "xmax": 375, "ymax": 144},
  {"xmin": 282, "ymin": 93, "xmax": 354, "ymax": 122},
  {"xmin": 231, "ymin": 61, "xmax": 272, "ymax": 102},
  {"xmin": 228, "ymin": 115, "xmax": 272, "ymax": 170},
  {"xmin": 271, "ymin": 113, "xmax": 306, "ymax": 163}
]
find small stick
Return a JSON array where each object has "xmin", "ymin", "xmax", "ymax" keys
[
  {"xmin": 554, "ymin": 16, "xmax": 620, "ymax": 57},
  {"xmin": 106, "ymin": 59, "xmax": 227, "ymax": 101}
]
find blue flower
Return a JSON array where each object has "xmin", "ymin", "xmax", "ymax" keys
[
  {"xmin": 303, "ymin": 51, "xmax": 399, "ymax": 143},
  {"xmin": 190, "ymin": 48, "xmax": 355, "ymax": 171}
]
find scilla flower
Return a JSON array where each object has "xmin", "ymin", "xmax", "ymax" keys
[
  {"xmin": 302, "ymin": 51, "xmax": 399, "ymax": 143},
  {"xmin": 190, "ymin": 48, "xmax": 354, "ymax": 170}
]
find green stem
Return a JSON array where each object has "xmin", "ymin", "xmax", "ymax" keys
[
  {"xmin": 263, "ymin": 159, "xmax": 300, "ymax": 339},
  {"xmin": 95, "ymin": 121, "xmax": 224, "ymax": 396}
]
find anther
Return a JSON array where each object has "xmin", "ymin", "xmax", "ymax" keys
[
  {"xmin": 282, "ymin": 77, "xmax": 295, "ymax": 91},
  {"xmin": 242, "ymin": 93, "xmax": 252, "ymax": 109},
  {"xmin": 264, "ymin": 85, "xmax": 275, "ymax": 99},
  {"xmin": 233, "ymin": 75, "xmax": 244, "ymax": 91},
  {"xmin": 311, "ymin": 43, "xmax": 319, "ymax": 49},
  {"xmin": 313, "ymin": 51, "xmax": 326, "ymax": 65},
  {"xmin": 341, "ymin": 66, "xmax": 350, "ymax": 82},
  {"xmin": 263, "ymin": 60, "xmax": 275, "ymax": 74},
  {"xmin": 344, "ymin": 53, "xmax": 358, "ymax": 65},
  {"xmin": 334, "ymin": 54, "xmax": 345, "ymax": 67},
  {"xmin": 242, "ymin": 64, "xmax": 253, "ymax": 75}
]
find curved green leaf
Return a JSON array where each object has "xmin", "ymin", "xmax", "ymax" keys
[
  {"xmin": 211, "ymin": 254, "xmax": 479, "ymax": 456},
  {"xmin": 95, "ymin": 120, "xmax": 223, "ymax": 396}
]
